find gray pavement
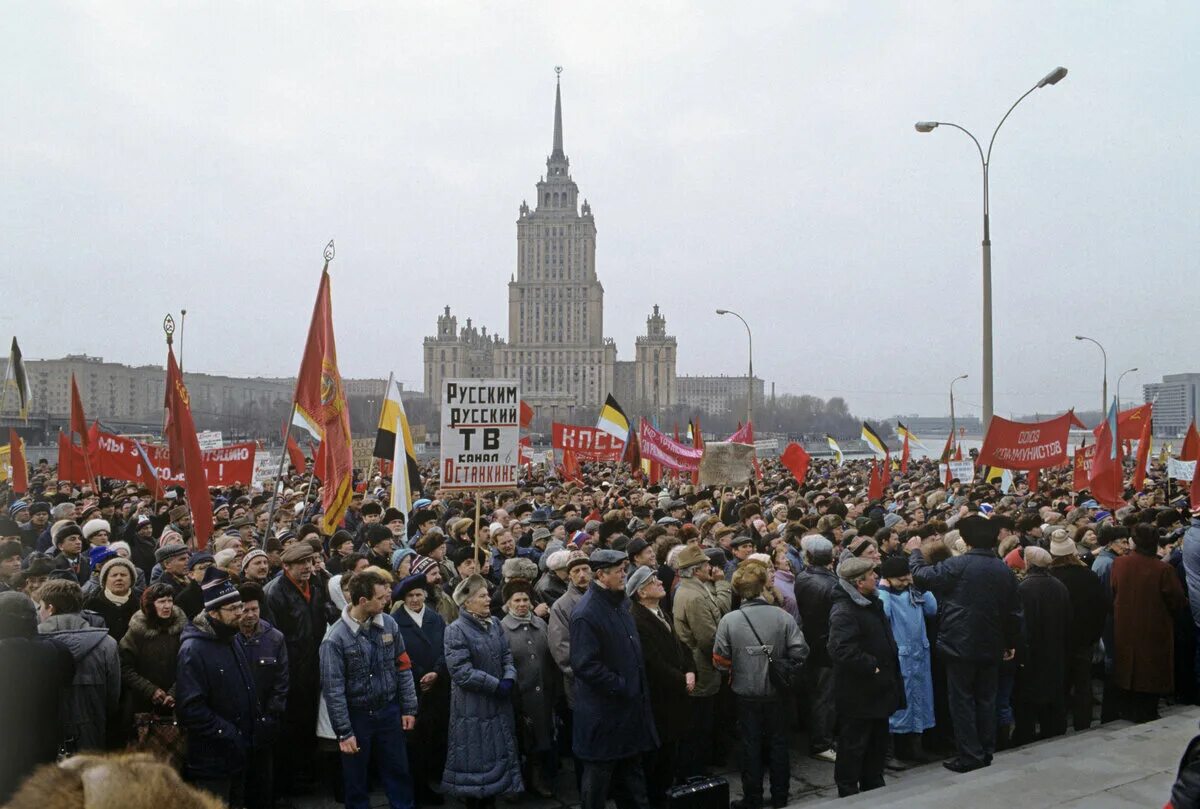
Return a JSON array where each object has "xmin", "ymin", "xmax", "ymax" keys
[{"xmin": 294, "ymin": 705, "xmax": 1200, "ymax": 809}]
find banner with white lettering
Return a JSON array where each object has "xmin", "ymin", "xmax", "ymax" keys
[
  {"xmin": 440, "ymin": 379, "xmax": 520, "ymax": 490},
  {"xmin": 551, "ymin": 422, "xmax": 625, "ymax": 461}
]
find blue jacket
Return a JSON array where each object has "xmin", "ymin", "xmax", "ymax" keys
[
  {"xmin": 235, "ymin": 618, "xmax": 290, "ymax": 718},
  {"xmin": 319, "ymin": 608, "xmax": 419, "ymax": 741},
  {"xmin": 1181, "ymin": 519, "xmax": 1200, "ymax": 630},
  {"xmin": 878, "ymin": 584, "xmax": 937, "ymax": 733},
  {"xmin": 392, "ymin": 605, "xmax": 446, "ymax": 682},
  {"xmin": 569, "ymin": 582, "xmax": 659, "ymax": 761},
  {"xmin": 441, "ymin": 613, "xmax": 523, "ymax": 798},
  {"xmin": 176, "ymin": 613, "xmax": 265, "ymax": 779},
  {"xmin": 910, "ymin": 547, "xmax": 1022, "ymax": 663}
]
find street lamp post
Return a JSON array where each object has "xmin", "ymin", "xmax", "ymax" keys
[
  {"xmin": 1116, "ymin": 367, "xmax": 1138, "ymax": 410},
  {"xmin": 950, "ymin": 373, "xmax": 969, "ymax": 441},
  {"xmin": 916, "ymin": 66, "xmax": 1068, "ymax": 431},
  {"xmin": 1075, "ymin": 335, "xmax": 1108, "ymax": 414},
  {"xmin": 715, "ymin": 309, "xmax": 754, "ymax": 427}
]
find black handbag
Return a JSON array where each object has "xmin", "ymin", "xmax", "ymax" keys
[
  {"xmin": 665, "ymin": 775, "xmax": 729, "ymax": 809},
  {"xmin": 738, "ymin": 607, "xmax": 800, "ymax": 692}
]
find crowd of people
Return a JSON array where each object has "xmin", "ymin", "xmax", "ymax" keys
[{"xmin": 2, "ymin": 448, "xmax": 1200, "ymax": 807}]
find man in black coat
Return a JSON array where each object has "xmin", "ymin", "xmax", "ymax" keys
[
  {"xmin": 827, "ymin": 557, "xmax": 903, "ymax": 798},
  {"xmin": 792, "ymin": 535, "xmax": 838, "ymax": 760},
  {"xmin": 1048, "ymin": 538, "xmax": 1108, "ymax": 731},
  {"xmin": 1012, "ymin": 547, "xmax": 1071, "ymax": 745},
  {"xmin": 0, "ymin": 592, "xmax": 74, "ymax": 803},
  {"xmin": 570, "ymin": 549, "xmax": 659, "ymax": 809},
  {"xmin": 908, "ymin": 514, "xmax": 1023, "ymax": 773},
  {"xmin": 264, "ymin": 542, "xmax": 330, "ymax": 795},
  {"xmin": 628, "ymin": 566, "xmax": 694, "ymax": 808}
]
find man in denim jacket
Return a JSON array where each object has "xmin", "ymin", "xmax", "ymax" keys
[{"xmin": 320, "ymin": 569, "xmax": 419, "ymax": 809}]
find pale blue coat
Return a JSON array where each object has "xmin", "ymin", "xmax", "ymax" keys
[{"xmin": 878, "ymin": 584, "xmax": 938, "ymax": 733}]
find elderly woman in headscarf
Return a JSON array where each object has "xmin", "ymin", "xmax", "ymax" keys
[{"xmin": 441, "ymin": 574, "xmax": 523, "ymax": 809}]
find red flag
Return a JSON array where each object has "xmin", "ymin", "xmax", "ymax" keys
[
  {"xmin": 56, "ymin": 431, "xmax": 88, "ymax": 484},
  {"xmin": 623, "ymin": 427, "xmax": 643, "ymax": 477},
  {"xmin": 780, "ymin": 442, "xmax": 810, "ymax": 483},
  {"xmin": 1094, "ymin": 403, "xmax": 1152, "ymax": 443},
  {"xmin": 312, "ymin": 439, "xmax": 328, "ymax": 481},
  {"xmin": 164, "ymin": 344, "xmax": 214, "ymax": 549},
  {"xmin": 868, "ymin": 459, "xmax": 883, "ymax": 500},
  {"xmin": 1132, "ymin": 404, "xmax": 1153, "ymax": 491},
  {"xmin": 900, "ymin": 430, "xmax": 910, "ymax": 474},
  {"xmin": 561, "ymin": 448, "xmax": 582, "ymax": 483},
  {"xmin": 939, "ymin": 430, "xmax": 954, "ymax": 464},
  {"xmin": 286, "ymin": 431, "xmax": 306, "ymax": 474},
  {"xmin": 691, "ymin": 417, "xmax": 704, "ymax": 485},
  {"xmin": 1028, "ymin": 468, "xmax": 1039, "ymax": 493},
  {"xmin": 292, "ymin": 265, "xmax": 353, "ymax": 534},
  {"xmin": 1181, "ymin": 423, "xmax": 1200, "ymax": 462},
  {"xmin": 1089, "ymin": 402, "xmax": 1125, "ymax": 510},
  {"xmin": 70, "ymin": 374, "xmax": 90, "ymax": 453},
  {"xmin": 519, "ymin": 400, "xmax": 534, "ymax": 429},
  {"xmin": 881, "ymin": 451, "xmax": 892, "ymax": 488},
  {"xmin": 1072, "ymin": 442, "xmax": 1096, "ymax": 492},
  {"xmin": 8, "ymin": 429, "xmax": 27, "ymax": 494},
  {"xmin": 953, "ymin": 443, "xmax": 963, "ymax": 462}
]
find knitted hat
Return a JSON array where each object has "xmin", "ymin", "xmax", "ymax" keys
[
  {"xmin": 1049, "ymin": 534, "xmax": 1078, "ymax": 558},
  {"xmin": 391, "ymin": 547, "xmax": 417, "ymax": 571},
  {"xmin": 411, "ymin": 555, "xmax": 439, "ymax": 578},
  {"xmin": 240, "ymin": 548, "xmax": 268, "ymax": 573},
  {"xmin": 188, "ymin": 552, "xmax": 215, "ymax": 571},
  {"xmin": 452, "ymin": 574, "xmax": 489, "ymax": 607},
  {"xmin": 99, "ymin": 556, "xmax": 137, "ymax": 587},
  {"xmin": 169, "ymin": 505, "xmax": 189, "ymax": 523},
  {"xmin": 201, "ymin": 569, "xmax": 241, "ymax": 611},
  {"xmin": 88, "ymin": 545, "xmax": 116, "ymax": 568},
  {"xmin": 837, "ymin": 557, "xmax": 875, "ymax": 582},
  {"xmin": 545, "ymin": 549, "xmax": 572, "ymax": 571}
]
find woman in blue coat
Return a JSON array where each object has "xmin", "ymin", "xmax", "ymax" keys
[
  {"xmin": 876, "ymin": 556, "xmax": 938, "ymax": 760},
  {"xmin": 441, "ymin": 575, "xmax": 523, "ymax": 809}
]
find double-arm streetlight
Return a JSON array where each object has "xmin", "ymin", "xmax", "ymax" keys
[
  {"xmin": 1075, "ymin": 335, "xmax": 1108, "ymax": 414},
  {"xmin": 716, "ymin": 309, "xmax": 753, "ymax": 426},
  {"xmin": 950, "ymin": 373, "xmax": 969, "ymax": 439},
  {"xmin": 1116, "ymin": 367, "xmax": 1138, "ymax": 410},
  {"xmin": 916, "ymin": 65, "xmax": 1068, "ymax": 430}
]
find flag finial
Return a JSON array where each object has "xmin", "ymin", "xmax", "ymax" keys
[
  {"xmin": 163, "ymin": 314, "xmax": 175, "ymax": 346},
  {"xmin": 324, "ymin": 239, "xmax": 336, "ymax": 263}
]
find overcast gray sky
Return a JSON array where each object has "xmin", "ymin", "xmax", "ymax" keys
[{"xmin": 4, "ymin": 2, "xmax": 1196, "ymax": 420}]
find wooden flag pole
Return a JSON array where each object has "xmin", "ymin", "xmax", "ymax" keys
[
  {"xmin": 262, "ymin": 409, "xmax": 297, "ymax": 542},
  {"xmin": 472, "ymin": 492, "xmax": 483, "ymax": 564}
]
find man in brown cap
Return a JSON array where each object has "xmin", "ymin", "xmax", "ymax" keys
[
  {"xmin": 264, "ymin": 540, "xmax": 330, "ymax": 794},
  {"xmin": 167, "ymin": 505, "xmax": 194, "ymax": 545},
  {"xmin": 671, "ymin": 544, "xmax": 732, "ymax": 777}
]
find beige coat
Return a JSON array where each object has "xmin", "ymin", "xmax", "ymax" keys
[{"xmin": 672, "ymin": 576, "xmax": 731, "ymax": 697}]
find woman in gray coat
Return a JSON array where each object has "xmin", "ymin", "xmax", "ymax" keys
[
  {"xmin": 500, "ymin": 580, "xmax": 560, "ymax": 798},
  {"xmin": 442, "ymin": 575, "xmax": 524, "ymax": 809}
]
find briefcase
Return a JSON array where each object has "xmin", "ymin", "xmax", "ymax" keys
[{"xmin": 665, "ymin": 776, "xmax": 730, "ymax": 809}]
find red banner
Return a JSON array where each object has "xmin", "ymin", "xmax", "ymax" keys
[
  {"xmin": 977, "ymin": 411, "xmax": 1075, "ymax": 470},
  {"xmin": 1072, "ymin": 444, "xmax": 1097, "ymax": 491},
  {"xmin": 1093, "ymin": 403, "xmax": 1152, "ymax": 443},
  {"xmin": 639, "ymin": 420, "xmax": 703, "ymax": 472},
  {"xmin": 92, "ymin": 429, "xmax": 256, "ymax": 487},
  {"xmin": 552, "ymin": 423, "xmax": 625, "ymax": 461}
]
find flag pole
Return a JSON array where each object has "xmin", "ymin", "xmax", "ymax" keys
[
  {"xmin": 472, "ymin": 492, "xmax": 482, "ymax": 565},
  {"xmin": 262, "ymin": 411, "xmax": 296, "ymax": 541}
]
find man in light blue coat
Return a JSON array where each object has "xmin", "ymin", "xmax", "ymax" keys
[{"xmin": 876, "ymin": 556, "xmax": 937, "ymax": 762}]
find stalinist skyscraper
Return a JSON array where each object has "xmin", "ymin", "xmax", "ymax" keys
[
  {"xmin": 492, "ymin": 69, "xmax": 616, "ymax": 416},
  {"xmin": 423, "ymin": 71, "xmax": 676, "ymax": 423}
]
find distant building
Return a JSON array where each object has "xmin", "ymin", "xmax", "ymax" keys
[
  {"xmin": 0, "ymin": 353, "xmax": 388, "ymax": 439},
  {"xmin": 677, "ymin": 375, "xmax": 765, "ymax": 418},
  {"xmin": 890, "ymin": 414, "xmax": 985, "ymax": 439},
  {"xmin": 1144, "ymin": 373, "xmax": 1200, "ymax": 436},
  {"xmin": 422, "ymin": 73, "xmax": 678, "ymax": 423}
]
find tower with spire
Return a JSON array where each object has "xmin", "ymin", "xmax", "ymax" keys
[{"xmin": 493, "ymin": 68, "xmax": 614, "ymax": 419}]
